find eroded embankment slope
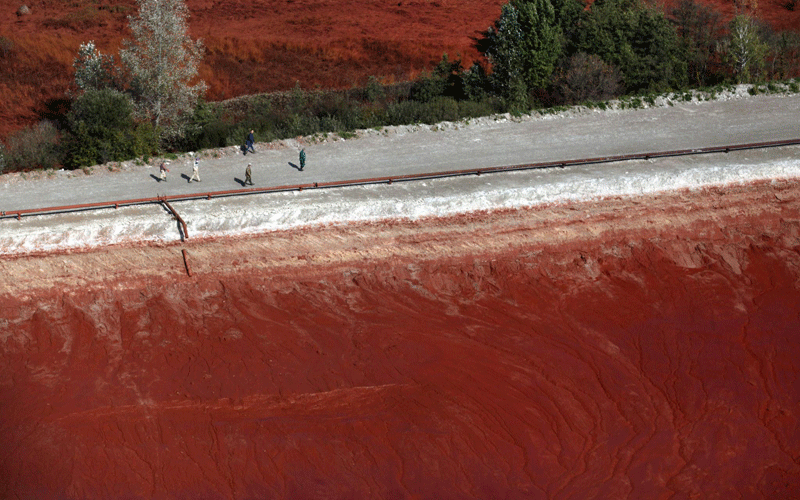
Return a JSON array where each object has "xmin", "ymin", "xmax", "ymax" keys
[{"xmin": 0, "ymin": 179, "xmax": 799, "ymax": 499}]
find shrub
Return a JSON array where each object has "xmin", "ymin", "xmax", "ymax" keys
[
  {"xmin": 462, "ymin": 62, "xmax": 491, "ymax": 101},
  {"xmin": 0, "ymin": 36, "xmax": 13, "ymax": 58},
  {"xmin": 410, "ymin": 54, "xmax": 464, "ymax": 103},
  {"xmin": 63, "ymin": 88, "xmax": 157, "ymax": 168},
  {"xmin": 364, "ymin": 76, "xmax": 386, "ymax": 103},
  {"xmin": 386, "ymin": 100, "xmax": 425, "ymax": 125},
  {"xmin": 43, "ymin": 6, "xmax": 113, "ymax": 31},
  {"xmin": 458, "ymin": 99, "xmax": 502, "ymax": 119},
  {"xmin": 410, "ymin": 72, "xmax": 447, "ymax": 103},
  {"xmin": 385, "ymin": 98, "xmax": 441, "ymax": 125},
  {"xmin": 0, "ymin": 143, "xmax": 7, "ymax": 173},
  {"xmin": 179, "ymin": 100, "xmax": 229, "ymax": 150},
  {"xmin": 551, "ymin": 52, "xmax": 623, "ymax": 105},
  {"xmin": 320, "ymin": 115, "xmax": 344, "ymax": 133},
  {"xmin": 4, "ymin": 121, "xmax": 62, "ymax": 171},
  {"xmin": 426, "ymin": 97, "xmax": 460, "ymax": 123}
]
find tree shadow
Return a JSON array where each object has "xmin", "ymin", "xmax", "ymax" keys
[
  {"xmin": 37, "ymin": 98, "xmax": 71, "ymax": 129},
  {"xmin": 157, "ymin": 202, "xmax": 186, "ymax": 241}
]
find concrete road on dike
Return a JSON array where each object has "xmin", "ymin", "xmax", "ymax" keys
[{"xmin": 2, "ymin": 92, "xmax": 800, "ymax": 213}]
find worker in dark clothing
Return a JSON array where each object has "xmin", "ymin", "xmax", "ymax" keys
[{"xmin": 246, "ymin": 130, "xmax": 256, "ymax": 154}]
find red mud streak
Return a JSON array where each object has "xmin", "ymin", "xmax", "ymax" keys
[{"xmin": 1, "ymin": 180, "xmax": 799, "ymax": 499}]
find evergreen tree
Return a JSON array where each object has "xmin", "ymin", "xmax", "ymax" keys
[
  {"xmin": 669, "ymin": 0, "xmax": 725, "ymax": 86},
  {"xmin": 120, "ymin": 0, "xmax": 206, "ymax": 143},
  {"xmin": 550, "ymin": 0, "xmax": 584, "ymax": 55},
  {"xmin": 481, "ymin": 0, "xmax": 562, "ymax": 109},
  {"xmin": 575, "ymin": 0, "xmax": 686, "ymax": 92}
]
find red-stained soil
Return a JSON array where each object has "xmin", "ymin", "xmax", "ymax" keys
[
  {"xmin": 1, "ymin": 179, "xmax": 799, "ymax": 498},
  {"xmin": 2, "ymin": 0, "xmax": 799, "ymax": 140}
]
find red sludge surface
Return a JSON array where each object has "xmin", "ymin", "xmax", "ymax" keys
[{"xmin": 0, "ymin": 180, "xmax": 799, "ymax": 499}]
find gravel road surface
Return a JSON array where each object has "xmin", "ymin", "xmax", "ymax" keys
[{"xmin": 1, "ymin": 88, "xmax": 798, "ymax": 214}]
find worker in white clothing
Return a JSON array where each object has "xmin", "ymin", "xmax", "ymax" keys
[{"xmin": 189, "ymin": 157, "xmax": 201, "ymax": 183}]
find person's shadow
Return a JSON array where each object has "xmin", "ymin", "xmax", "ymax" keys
[
  {"xmin": 288, "ymin": 162, "xmax": 303, "ymax": 171},
  {"xmin": 150, "ymin": 174, "xmax": 162, "ymax": 182},
  {"xmin": 234, "ymin": 177, "xmax": 246, "ymax": 186},
  {"xmin": 181, "ymin": 173, "xmax": 191, "ymax": 182}
]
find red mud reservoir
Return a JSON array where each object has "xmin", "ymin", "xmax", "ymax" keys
[{"xmin": 1, "ymin": 176, "xmax": 799, "ymax": 498}]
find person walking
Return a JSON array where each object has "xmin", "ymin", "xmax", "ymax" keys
[
  {"xmin": 159, "ymin": 161, "xmax": 169, "ymax": 181},
  {"xmin": 189, "ymin": 157, "xmax": 201, "ymax": 183},
  {"xmin": 245, "ymin": 163, "xmax": 253, "ymax": 185},
  {"xmin": 246, "ymin": 130, "xmax": 256, "ymax": 154},
  {"xmin": 299, "ymin": 148, "xmax": 306, "ymax": 171}
]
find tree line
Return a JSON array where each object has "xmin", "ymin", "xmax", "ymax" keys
[{"xmin": 1, "ymin": 0, "xmax": 798, "ymax": 173}]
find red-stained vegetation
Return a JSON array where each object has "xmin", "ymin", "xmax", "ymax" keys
[{"xmin": 1, "ymin": 0, "xmax": 799, "ymax": 140}]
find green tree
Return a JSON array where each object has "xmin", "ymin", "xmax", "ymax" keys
[
  {"xmin": 481, "ymin": 0, "xmax": 563, "ymax": 109},
  {"xmin": 747, "ymin": 18, "xmax": 798, "ymax": 82},
  {"xmin": 120, "ymin": 0, "xmax": 206, "ymax": 143},
  {"xmin": 550, "ymin": 0, "xmax": 584, "ymax": 54},
  {"xmin": 727, "ymin": 14, "xmax": 768, "ymax": 82},
  {"xmin": 575, "ymin": 0, "xmax": 686, "ymax": 92},
  {"xmin": 63, "ymin": 88, "xmax": 156, "ymax": 168},
  {"xmin": 462, "ymin": 62, "xmax": 492, "ymax": 101},
  {"xmin": 669, "ymin": 0, "xmax": 725, "ymax": 86},
  {"xmin": 72, "ymin": 40, "xmax": 118, "ymax": 94},
  {"xmin": 765, "ymin": 30, "xmax": 800, "ymax": 80}
]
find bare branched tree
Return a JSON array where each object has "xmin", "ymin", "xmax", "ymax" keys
[
  {"xmin": 120, "ymin": 0, "xmax": 206, "ymax": 141},
  {"xmin": 552, "ymin": 52, "xmax": 622, "ymax": 104}
]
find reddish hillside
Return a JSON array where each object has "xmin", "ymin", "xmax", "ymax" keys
[
  {"xmin": 0, "ymin": 0, "xmax": 798, "ymax": 140},
  {"xmin": 0, "ymin": 0, "xmax": 507, "ymax": 140}
]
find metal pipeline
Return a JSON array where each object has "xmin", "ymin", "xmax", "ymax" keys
[
  {"xmin": 160, "ymin": 198, "xmax": 189, "ymax": 240},
  {"xmin": 2, "ymin": 138, "xmax": 799, "ymax": 221}
]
